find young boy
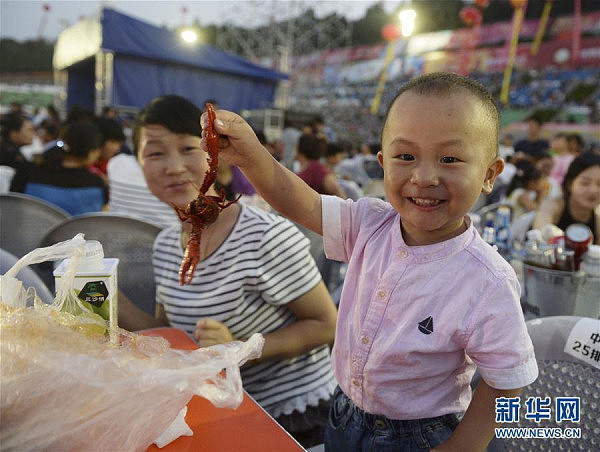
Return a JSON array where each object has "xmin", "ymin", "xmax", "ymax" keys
[{"xmin": 206, "ymin": 73, "xmax": 538, "ymax": 450}]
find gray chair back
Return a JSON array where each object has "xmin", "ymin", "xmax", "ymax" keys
[
  {"xmin": 487, "ymin": 316, "xmax": 599, "ymax": 451},
  {"xmin": 293, "ymin": 222, "xmax": 343, "ymax": 297},
  {"xmin": 1, "ymin": 247, "xmax": 55, "ymax": 305},
  {"xmin": 363, "ymin": 159, "xmax": 384, "ymax": 179},
  {"xmin": 39, "ymin": 213, "xmax": 162, "ymax": 316},
  {"xmin": 0, "ymin": 193, "xmax": 70, "ymax": 258}
]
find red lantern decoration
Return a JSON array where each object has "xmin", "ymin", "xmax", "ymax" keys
[
  {"xmin": 460, "ymin": 6, "xmax": 481, "ymax": 27},
  {"xmin": 474, "ymin": 0, "xmax": 490, "ymax": 8},
  {"xmin": 381, "ymin": 23, "xmax": 401, "ymax": 41},
  {"xmin": 510, "ymin": 0, "xmax": 528, "ymax": 8}
]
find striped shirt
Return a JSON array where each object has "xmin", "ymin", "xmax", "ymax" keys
[
  {"xmin": 107, "ymin": 154, "xmax": 178, "ymax": 229},
  {"xmin": 153, "ymin": 205, "xmax": 337, "ymax": 417}
]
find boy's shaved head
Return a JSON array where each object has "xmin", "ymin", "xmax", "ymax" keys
[{"xmin": 382, "ymin": 72, "xmax": 499, "ymax": 160}]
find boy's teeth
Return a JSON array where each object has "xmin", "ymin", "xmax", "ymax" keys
[{"xmin": 412, "ymin": 198, "xmax": 440, "ymax": 206}]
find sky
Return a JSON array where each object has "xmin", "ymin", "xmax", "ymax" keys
[{"xmin": 0, "ymin": 0, "xmax": 397, "ymax": 42}]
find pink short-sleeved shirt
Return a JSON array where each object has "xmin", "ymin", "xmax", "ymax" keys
[{"xmin": 322, "ymin": 195, "xmax": 538, "ymax": 420}]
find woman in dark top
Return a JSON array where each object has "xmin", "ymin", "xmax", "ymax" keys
[
  {"xmin": 0, "ymin": 113, "xmax": 35, "ymax": 169},
  {"xmin": 534, "ymin": 152, "xmax": 600, "ymax": 243},
  {"xmin": 10, "ymin": 121, "xmax": 108, "ymax": 215}
]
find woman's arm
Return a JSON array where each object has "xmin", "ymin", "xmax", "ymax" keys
[
  {"xmin": 257, "ymin": 280, "xmax": 337, "ymax": 361},
  {"xmin": 194, "ymin": 280, "xmax": 337, "ymax": 361},
  {"xmin": 517, "ymin": 191, "xmax": 539, "ymax": 212},
  {"xmin": 433, "ymin": 380, "xmax": 522, "ymax": 451},
  {"xmin": 118, "ymin": 290, "xmax": 169, "ymax": 331},
  {"xmin": 533, "ymin": 197, "xmax": 563, "ymax": 230}
]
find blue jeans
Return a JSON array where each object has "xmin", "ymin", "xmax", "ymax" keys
[{"xmin": 325, "ymin": 386, "xmax": 461, "ymax": 451}]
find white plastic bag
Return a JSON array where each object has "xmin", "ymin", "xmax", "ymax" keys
[{"xmin": 0, "ymin": 235, "xmax": 265, "ymax": 451}]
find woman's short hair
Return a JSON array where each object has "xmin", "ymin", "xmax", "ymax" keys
[
  {"xmin": 297, "ymin": 134, "xmax": 324, "ymax": 161},
  {"xmin": 133, "ymin": 95, "xmax": 201, "ymax": 156}
]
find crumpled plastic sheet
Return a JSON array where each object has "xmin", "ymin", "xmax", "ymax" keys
[{"xmin": 0, "ymin": 303, "xmax": 264, "ymax": 452}]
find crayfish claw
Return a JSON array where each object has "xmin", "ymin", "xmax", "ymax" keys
[{"xmin": 179, "ymin": 256, "xmax": 199, "ymax": 285}]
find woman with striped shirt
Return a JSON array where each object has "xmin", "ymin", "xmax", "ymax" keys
[{"xmin": 120, "ymin": 95, "xmax": 337, "ymax": 448}]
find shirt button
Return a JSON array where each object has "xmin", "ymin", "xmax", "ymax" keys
[
  {"xmin": 362, "ymin": 336, "xmax": 369, "ymax": 345},
  {"xmin": 377, "ymin": 290, "xmax": 386, "ymax": 298},
  {"xmin": 399, "ymin": 250, "xmax": 408, "ymax": 258},
  {"xmin": 352, "ymin": 378, "xmax": 361, "ymax": 387}
]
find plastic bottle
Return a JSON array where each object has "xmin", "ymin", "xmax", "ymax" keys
[
  {"xmin": 494, "ymin": 206, "xmax": 511, "ymax": 260},
  {"xmin": 580, "ymin": 244, "xmax": 600, "ymax": 277},
  {"xmin": 482, "ymin": 220, "xmax": 496, "ymax": 246}
]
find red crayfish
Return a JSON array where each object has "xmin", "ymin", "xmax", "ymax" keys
[{"xmin": 173, "ymin": 102, "xmax": 240, "ymax": 285}]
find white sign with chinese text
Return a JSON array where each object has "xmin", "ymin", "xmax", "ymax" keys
[{"xmin": 564, "ymin": 318, "xmax": 600, "ymax": 369}]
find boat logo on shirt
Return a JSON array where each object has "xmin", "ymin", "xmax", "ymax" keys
[{"xmin": 418, "ymin": 316, "xmax": 434, "ymax": 335}]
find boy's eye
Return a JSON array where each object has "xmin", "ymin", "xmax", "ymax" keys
[
  {"xmin": 183, "ymin": 146, "xmax": 201, "ymax": 153},
  {"xmin": 396, "ymin": 154, "xmax": 414, "ymax": 161},
  {"xmin": 440, "ymin": 156, "xmax": 459, "ymax": 163}
]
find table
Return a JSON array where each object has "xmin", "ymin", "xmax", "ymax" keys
[{"xmin": 142, "ymin": 327, "xmax": 305, "ymax": 452}]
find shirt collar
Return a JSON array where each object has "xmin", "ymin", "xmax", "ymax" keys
[{"xmin": 392, "ymin": 215, "xmax": 475, "ymax": 263}]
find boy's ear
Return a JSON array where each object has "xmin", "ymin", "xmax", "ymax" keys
[
  {"xmin": 482, "ymin": 157, "xmax": 504, "ymax": 194},
  {"xmin": 377, "ymin": 151, "xmax": 384, "ymax": 168}
]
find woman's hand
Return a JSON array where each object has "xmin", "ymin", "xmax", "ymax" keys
[{"xmin": 194, "ymin": 318, "xmax": 234, "ymax": 347}]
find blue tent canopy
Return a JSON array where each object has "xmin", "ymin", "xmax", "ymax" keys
[{"xmin": 54, "ymin": 7, "xmax": 287, "ymax": 113}]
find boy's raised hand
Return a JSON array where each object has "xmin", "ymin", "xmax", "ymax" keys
[
  {"xmin": 202, "ymin": 109, "xmax": 323, "ymax": 234},
  {"xmin": 201, "ymin": 109, "xmax": 264, "ymax": 169}
]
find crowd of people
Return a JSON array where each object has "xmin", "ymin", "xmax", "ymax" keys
[
  {"xmin": 481, "ymin": 114, "xmax": 600, "ymax": 242},
  {"xmin": 289, "ymin": 66, "xmax": 600, "ymax": 145},
  {"xmin": 1, "ymin": 70, "xmax": 599, "ymax": 450}
]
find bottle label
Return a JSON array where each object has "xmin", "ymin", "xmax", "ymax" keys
[{"xmin": 78, "ymin": 281, "xmax": 109, "ymax": 308}]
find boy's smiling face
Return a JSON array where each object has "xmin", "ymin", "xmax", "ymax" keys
[{"xmin": 378, "ymin": 91, "xmax": 503, "ymax": 246}]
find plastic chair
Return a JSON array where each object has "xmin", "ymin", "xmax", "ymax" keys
[
  {"xmin": 363, "ymin": 179, "xmax": 385, "ymax": 200},
  {"xmin": 338, "ymin": 179, "xmax": 364, "ymax": 201},
  {"xmin": 487, "ymin": 316, "xmax": 600, "ymax": 452},
  {"xmin": 293, "ymin": 221, "xmax": 343, "ymax": 295},
  {"xmin": 1, "ymin": 248, "xmax": 55, "ymax": 305},
  {"xmin": 363, "ymin": 159, "xmax": 384, "ymax": 179},
  {"xmin": 0, "ymin": 192, "xmax": 71, "ymax": 258},
  {"xmin": 39, "ymin": 213, "xmax": 162, "ymax": 316},
  {"xmin": 0, "ymin": 166, "xmax": 16, "ymax": 194}
]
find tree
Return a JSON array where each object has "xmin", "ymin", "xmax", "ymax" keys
[{"xmin": 0, "ymin": 39, "xmax": 53, "ymax": 73}]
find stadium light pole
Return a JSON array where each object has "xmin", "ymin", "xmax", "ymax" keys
[{"xmin": 399, "ymin": 9, "xmax": 416, "ymax": 76}]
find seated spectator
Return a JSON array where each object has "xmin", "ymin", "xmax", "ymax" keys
[
  {"xmin": 534, "ymin": 151, "xmax": 561, "ymax": 200},
  {"xmin": 119, "ymin": 95, "xmax": 337, "ymax": 448},
  {"xmin": 498, "ymin": 134, "xmax": 515, "ymax": 162},
  {"xmin": 325, "ymin": 142, "xmax": 363, "ymax": 200},
  {"xmin": 567, "ymin": 132, "xmax": 585, "ymax": 156},
  {"xmin": 38, "ymin": 119, "xmax": 60, "ymax": 152},
  {"xmin": 503, "ymin": 160, "xmax": 546, "ymax": 220},
  {"xmin": 89, "ymin": 117, "xmax": 126, "ymax": 179},
  {"xmin": 514, "ymin": 116, "xmax": 549, "ymax": 159},
  {"xmin": 534, "ymin": 152, "xmax": 600, "ymax": 244},
  {"xmin": 10, "ymin": 121, "xmax": 108, "ymax": 216},
  {"xmin": 549, "ymin": 132, "xmax": 573, "ymax": 186},
  {"xmin": 106, "ymin": 153, "xmax": 178, "ymax": 229},
  {"xmin": 296, "ymin": 134, "xmax": 345, "ymax": 197},
  {"xmin": 0, "ymin": 113, "xmax": 35, "ymax": 169}
]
